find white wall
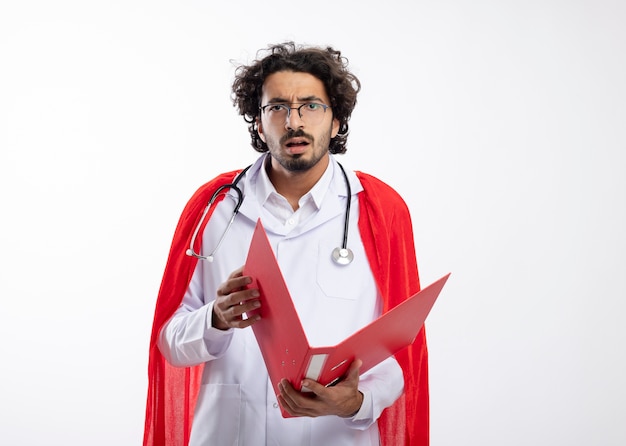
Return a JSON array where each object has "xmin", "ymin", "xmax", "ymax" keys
[{"xmin": 1, "ymin": 1, "xmax": 624, "ymax": 445}]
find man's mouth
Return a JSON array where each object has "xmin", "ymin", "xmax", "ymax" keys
[
  {"xmin": 286, "ymin": 140, "xmax": 309, "ymax": 148},
  {"xmin": 281, "ymin": 131, "xmax": 313, "ymax": 154},
  {"xmin": 284, "ymin": 137, "xmax": 311, "ymax": 152}
]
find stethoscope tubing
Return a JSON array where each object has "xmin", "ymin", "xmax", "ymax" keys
[{"xmin": 186, "ymin": 162, "xmax": 353, "ymax": 265}]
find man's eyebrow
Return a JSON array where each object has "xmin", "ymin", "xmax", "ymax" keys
[{"xmin": 266, "ymin": 95, "xmax": 325, "ymax": 103}]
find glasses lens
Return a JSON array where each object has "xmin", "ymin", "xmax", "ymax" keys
[{"xmin": 299, "ymin": 103, "xmax": 326, "ymax": 124}]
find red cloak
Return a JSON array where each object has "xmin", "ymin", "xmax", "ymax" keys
[{"xmin": 143, "ymin": 170, "xmax": 428, "ymax": 445}]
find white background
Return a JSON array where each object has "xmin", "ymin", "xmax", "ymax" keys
[{"xmin": 1, "ymin": 1, "xmax": 625, "ymax": 445}]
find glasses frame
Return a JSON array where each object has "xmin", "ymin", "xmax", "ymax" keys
[{"xmin": 259, "ymin": 102, "xmax": 332, "ymax": 123}]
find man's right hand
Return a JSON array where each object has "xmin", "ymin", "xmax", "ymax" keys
[{"xmin": 212, "ymin": 266, "xmax": 261, "ymax": 330}]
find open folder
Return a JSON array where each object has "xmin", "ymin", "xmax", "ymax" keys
[{"xmin": 243, "ymin": 219, "xmax": 450, "ymax": 417}]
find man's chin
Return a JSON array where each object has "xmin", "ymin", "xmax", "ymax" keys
[
  {"xmin": 271, "ymin": 148, "xmax": 327, "ymax": 172},
  {"xmin": 283, "ymin": 156, "xmax": 311, "ymax": 172}
]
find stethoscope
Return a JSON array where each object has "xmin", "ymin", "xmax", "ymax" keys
[{"xmin": 185, "ymin": 162, "xmax": 354, "ymax": 265}]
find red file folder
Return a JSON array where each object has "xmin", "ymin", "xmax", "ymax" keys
[{"xmin": 243, "ymin": 219, "xmax": 450, "ymax": 417}]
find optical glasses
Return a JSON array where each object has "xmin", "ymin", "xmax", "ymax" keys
[{"xmin": 260, "ymin": 102, "xmax": 331, "ymax": 125}]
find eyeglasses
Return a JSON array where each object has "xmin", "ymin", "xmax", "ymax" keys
[{"xmin": 260, "ymin": 102, "xmax": 331, "ymax": 125}]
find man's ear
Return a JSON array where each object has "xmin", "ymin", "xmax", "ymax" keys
[
  {"xmin": 331, "ymin": 117, "xmax": 340, "ymax": 138},
  {"xmin": 256, "ymin": 118, "xmax": 266, "ymax": 143}
]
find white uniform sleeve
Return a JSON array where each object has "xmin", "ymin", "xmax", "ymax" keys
[
  {"xmin": 344, "ymin": 356, "xmax": 404, "ymax": 429},
  {"xmin": 157, "ymin": 260, "xmax": 234, "ymax": 367},
  {"xmin": 158, "ymin": 301, "xmax": 235, "ymax": 367}
]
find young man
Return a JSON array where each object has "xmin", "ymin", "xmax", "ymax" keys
[{"xmin": 143, "ymin": 42, "xmax": 428, "ymax": 446}]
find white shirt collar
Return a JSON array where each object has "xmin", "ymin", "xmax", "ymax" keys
[{"xmin": 255, "ymin": 154, "xmax": 334, "ymax": 213}]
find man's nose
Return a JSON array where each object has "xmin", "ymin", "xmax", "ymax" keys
[{"xmin": 285, "ymin": 107, "xmax": 304, "ymax": 130}]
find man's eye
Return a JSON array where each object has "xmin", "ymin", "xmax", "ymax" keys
[
  {"xmin": 269, "ymin": 105, "xmax": 287, "ymax": 112},
  {"xmin": 306, "ymin": 103, "xmax": 322, "ymax": 110}
]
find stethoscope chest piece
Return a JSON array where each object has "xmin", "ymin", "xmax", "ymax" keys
[{"xmin": 332, "ymin": 247, "xmax": 354, "ymax": 266}]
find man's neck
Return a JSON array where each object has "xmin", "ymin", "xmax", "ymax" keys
[{"xmin": 265, "ymin": 155, "xmax": 329, "ymax": 211}]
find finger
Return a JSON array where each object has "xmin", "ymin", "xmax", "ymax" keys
[
  {"xmin": 300, "ymin": 378, "xmax": 325, "ymax": 396},
  {"xmin": 230, "ymin": 288, "xmax": 261, "ymax": 313},
  {"xmin": 277, "ymin": 380, "xmax": 299, "ymax": 416},
  {"xmin": 216, "ymin": 277, "xmax": 259, "ymax": 312},
  {"xmin": 213, "ymin": 288, "xmax": 261, "ymax": 329},
  {"xmin": 228, "ymin": 312, "xmax": 260, "ymax": 329},
  {"xmin": 303, "ymin": 358, "xmax": 362, "ymax": 395},
  {"xmin": 278, "ymin": 380, "xmax": 315, "ymax": 417},
  {"xmin": 343, "ymin": 359, "xmax": 362, "ymax": 384},
  {"xmin": 277, "ymin": 393, "xmax": 301, "ymax": 417},
  {"xmin": 216, "ymin": 275, "xmax": 252, "ymax": 297},
  {"xmin": 228, "ymin": 292, "xmax": 261, "ymax": 320}
]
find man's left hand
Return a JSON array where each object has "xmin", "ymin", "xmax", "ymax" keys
[{"xmin": 277, "ymin": 359, "xmax": 364, "ymax": 418}]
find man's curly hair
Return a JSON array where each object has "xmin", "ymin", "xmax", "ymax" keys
[{"xmin": 231, "ymin": 42, "xmax": 361, "ymax": 154}]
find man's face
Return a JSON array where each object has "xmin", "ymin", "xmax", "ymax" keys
[{"xmin": 257, "ymin": 71, "xmax": 340, "ymax": 173}]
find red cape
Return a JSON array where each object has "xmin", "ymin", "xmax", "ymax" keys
[{"xmin": 143, "ymin": 170, "xmax": 428, "ymax": 446}]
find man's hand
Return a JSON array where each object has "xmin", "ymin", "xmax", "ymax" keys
[
  {"xmin": 212, "ymin": 266, "xmax": 261, "ymax": 330},
  {"xmin": 277, "ymin": 359, "xmax": 364, "ymax": 418}
]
